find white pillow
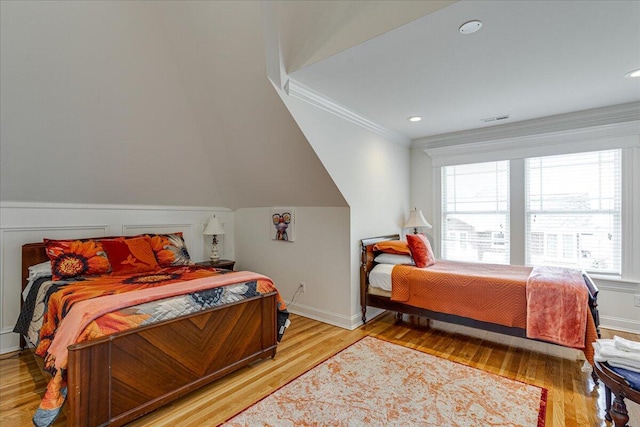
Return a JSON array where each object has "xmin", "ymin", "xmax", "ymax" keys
[
  {"xmin": 23, "ymin": 261, "xmax": 52, "ymax": 300},
  {"xmin": 374, "ymin": 253, "xmax": 415, "ymax": 265},
  {"xmin": 28, "ymin": 261, "xmax": 52, "ymax": 280}
]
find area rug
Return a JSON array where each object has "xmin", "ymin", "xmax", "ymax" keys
[{"xmin": 222, "ymin": 336, "xmax": 547, "ymax": 427}]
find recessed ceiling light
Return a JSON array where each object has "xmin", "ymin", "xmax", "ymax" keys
[
  {"xmin": 459, "ymin": 20, "xmax": 483, "ymax": 35},
  {"xmin": 625, "ymin": 68, "xmax": 640, "ymax": 78},
  {"xmin": 408, "ymin": 116, "xmax": 422, "ymax": 122}
]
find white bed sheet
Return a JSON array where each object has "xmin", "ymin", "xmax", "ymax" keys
[{"xmin": 369, "ymin": 263, "xmax": 394, "ymax": 291}]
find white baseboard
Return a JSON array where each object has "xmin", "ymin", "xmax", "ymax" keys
[
  {"xmin": 599, "ymin": 315, "xmax": 640, "ymax": 334},
  {"xmin": 287, "ymin": 303, "xmax": 354, "ymax": 330},
  {"xmin": 1, "ymin": 328, "xmax": 20, "ymax": 355}
]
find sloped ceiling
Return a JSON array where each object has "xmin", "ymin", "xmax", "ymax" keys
[
  {"xmin": 274, "ymin": 0, "xmax": 454, "ymax": 73},
  {"xmin": 0, "ymin": 1, "xmax": 346, "ymax": 209}
]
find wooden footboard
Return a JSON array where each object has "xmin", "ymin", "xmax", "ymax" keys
[{"xmin": 67, "ymin": 292, "xmax": 277, "ymax": 426}]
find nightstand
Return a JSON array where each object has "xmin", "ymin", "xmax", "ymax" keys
[{"xmin": 196, "ymin": 260, "xmax": 236, "ymax": 270}]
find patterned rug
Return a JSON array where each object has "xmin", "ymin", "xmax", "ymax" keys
[{"xmin": 222, "ymin": 336, "xmax": 547, "ymax": 427}]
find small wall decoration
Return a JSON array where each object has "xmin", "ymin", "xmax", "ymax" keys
[{"xmin": 271, "ymin": 208, "xmax": 295, "ymax": 242}]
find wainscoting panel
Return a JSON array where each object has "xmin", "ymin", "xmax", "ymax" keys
[{"xmin": 0, "ymin": 202, "xmax": 233, "ymax": 354}]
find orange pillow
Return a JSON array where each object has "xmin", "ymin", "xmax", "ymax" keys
[
  {"xmin": 406, "ymin": 234, "xmax": 435, "ymax": 268},
  {"xmin": 44, "ymin": 239, "xmax": 111, "ymax": 281},
  {"xmin": 101, "ymin": 236, "xmax": 159, "ymax": 275},
  {"xmin": 372, "ymin": 240, "xmax": 411, "ymax": 255}
]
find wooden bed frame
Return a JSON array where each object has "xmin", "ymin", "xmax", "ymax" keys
[
  {"xmin": 21, "ymin": 241, "xmax": 278, "ymax": 426},
  {"xmin": 360, "ymin": 234, "xmax": 601, "ymax": 342}
]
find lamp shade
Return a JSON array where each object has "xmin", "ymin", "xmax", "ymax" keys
[
  {"xmin": 203, "ymin": 216, "xmax": 225, "ymax": 235},
  {"xmin": 404, "ymin": 208, "xmax": 432, "ymax": 229}
]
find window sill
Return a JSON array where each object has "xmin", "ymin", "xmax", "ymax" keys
[{"xmin": 589, "ymin": 274, "xmax": 639, "ymax": 293}]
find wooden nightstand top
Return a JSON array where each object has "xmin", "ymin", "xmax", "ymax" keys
[{"xmin": 196, "ymin": 260, "xmax": 235, "ymax": 270}]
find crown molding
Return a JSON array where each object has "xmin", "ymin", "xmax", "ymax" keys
[
  {"xmin": 424, "ymin": 120, "xmax": 640, "ymax": 166},
  {"xmin": 286, "ymin": 78, "xmax": 411, "ymax": 147},
  {"xmin": 0, "ymin": 201, "xmax": 233, "ymax": 212},
  {"xmin": 414, "ymin": 101, "xmax": 640, "ymax": 150}
]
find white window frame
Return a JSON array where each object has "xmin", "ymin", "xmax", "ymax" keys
[
  {"xmin": 441, "ymin": 161, "xmax": 510, "ymax": 264},
  {"xmin": 429, "ymin": 127, "xmax": 639, "ymax": 283},
  {"xmin": 524, "ymin": 150, "xmax": 621, "ymax": 274}
]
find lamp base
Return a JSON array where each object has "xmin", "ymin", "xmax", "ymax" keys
[{"xmin": 210, "ymin": 235, "xmax": 220, "ymax": 262}]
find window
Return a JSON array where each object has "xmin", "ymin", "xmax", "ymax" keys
[
  {"xmin": 530, "ymin": 232, "xmax": 544, "ymax": 256},
  {"xmin": 525, "ymin": 150, "xmax": 621, "ymax": 274},
  {"xmin": 547, "ymin": 234, "xmax": 558, "ymax": 258},
  {"xmin": 441, "ymin": 161, "xmax": 509, "ymax": 264}
]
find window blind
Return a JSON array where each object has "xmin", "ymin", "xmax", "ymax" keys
[
  {"xmin": 525, "ymin": 149, "xmax": 621, "ymax": 274},
  {"xmin": 441, "ymin": 161, "xmax": 510, "ymax": 264}
]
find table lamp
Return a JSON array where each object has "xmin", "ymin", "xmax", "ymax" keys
[
  {"xmin": 203, "ymin": 216, "xmax": 225, "ymax": 262},
  {"xmin": 404, "ymin": 208, "xmax": 432, "ymax": 234}
]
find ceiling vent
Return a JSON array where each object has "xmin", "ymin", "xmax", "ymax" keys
[{"xmin": 481, "ymin": 115, "xmax": 510, "ymax": 123}]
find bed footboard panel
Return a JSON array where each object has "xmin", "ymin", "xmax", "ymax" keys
[
  {"xmin": 67, "ymin": 293, "xmax": 277, "ymax": 426},
  {"xmin": 67, "ymin": 341, "xmax": 111, "ymax": 426}
]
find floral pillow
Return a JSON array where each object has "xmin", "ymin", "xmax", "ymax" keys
[
  {"xmin": 100, "ymin": 236, "xmax": 159, "ymax": 275},
  {"xmin": 44, "ymin": 239, "xmax": 111, "ymax": 281},
  {"xmin": 146, "ymin": 233, "xmax": 194, "ymax": 266}
]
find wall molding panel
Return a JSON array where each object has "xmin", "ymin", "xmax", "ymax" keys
[{"xmin": 0, "ymin": 202, "xmax": 233, "ymax": 354}]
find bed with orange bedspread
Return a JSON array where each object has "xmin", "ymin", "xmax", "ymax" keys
[
  {"xmin": 17, "ymin": 238, "xmax": 288, "ymax": 427},
  {"xmin": 360, "ymin": 235, "xmax": 600, "ymax": 366}
]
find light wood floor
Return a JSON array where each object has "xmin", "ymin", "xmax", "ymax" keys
[{"xmin": 1, "ymin": 312, "xmax": 638, "ymax": 426}]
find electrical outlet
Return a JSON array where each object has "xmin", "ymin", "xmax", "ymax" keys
[
  {"xmin": 635, "ymin": 294, "xmax": 640, "ymax": 307},
  {"xmin": 299, "ymin": 282, "xmax": 306, "ymax": 293}
]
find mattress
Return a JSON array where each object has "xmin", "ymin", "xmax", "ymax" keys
[{"xmin": 368, "ymin": 263, "xmax": 394, "ymax": 291}]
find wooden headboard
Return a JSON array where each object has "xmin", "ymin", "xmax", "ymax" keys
[
  {"xmin": 21, "ymin": 242, "xmax": 49, "ymax": 293},
  {"xmin": 360, "ymin": 235, "xmax": 400, "ymax": 280},
  {"xmin": 359, "ymin": 234, "xmax": 400, "ymax": 319}
]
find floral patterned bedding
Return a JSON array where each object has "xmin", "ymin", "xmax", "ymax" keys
[{"xmin": 14, "ymin": 265, "xmax": 288, "ymax": 427}]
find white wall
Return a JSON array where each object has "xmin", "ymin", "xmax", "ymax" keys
[
  {"xmin": 275, "ymin": 89, "xmax": 411, "ymax": 327},
  {"xmin": 235, "ymin": 207, "xmax": 351, "ymax": 326},
  {"xmin": 0, "ymin": 1, "xmax": 217, "ymax": 206},
  {"xmin": 410, "ymin": 147, "xmax": 436, "ymax": 251},
  {"xmin": 0, "ymin": 202, "xmax": 233, "ymax": 354}
]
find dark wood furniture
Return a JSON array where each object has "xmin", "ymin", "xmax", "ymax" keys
[
  {"xmin": 360, "ymin": 234, "xmax": 601, "ymax": 350},
  {"xmin": 21, "ymin": 242, "xmax": 277, "ymax": 426},
  {"xmin": 595, "ymin": 361, "xmax": 640, "ymax": 427},
  {"xmin": 196, "ymin": 259, "xmax": 236, "ymax": 270}
]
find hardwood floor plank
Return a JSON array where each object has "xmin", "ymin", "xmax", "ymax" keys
[{"xmin": 1, "ymin": 312, "xmax": 638, "ymax": 426}]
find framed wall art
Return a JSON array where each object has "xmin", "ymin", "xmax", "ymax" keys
[{"xmin": 271, "ymin": 208, "xmax": 295, "ymax": 242}]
